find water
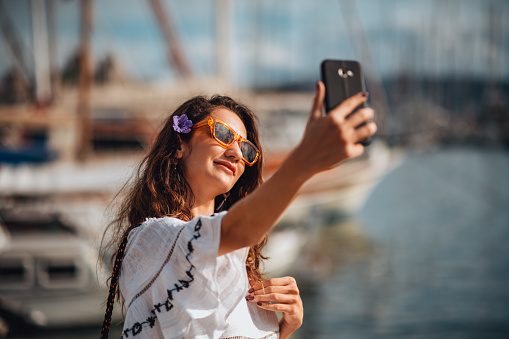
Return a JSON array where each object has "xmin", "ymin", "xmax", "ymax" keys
[{"xmin": 292, "ymin": 146, "xmax": 509, "ymax": 338}]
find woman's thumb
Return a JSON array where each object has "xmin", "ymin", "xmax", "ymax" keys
[{"xmin": 308, "ymin": 81, "xmax": 325, "ymax": 125}]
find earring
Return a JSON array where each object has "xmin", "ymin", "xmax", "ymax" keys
[
  {"xmin": 216, "ymin": 192, "xmax": 230, "ymax": 211},
  {"xmin": 172, "ymin": 162, "xmax": 183, "ymax": 184}
]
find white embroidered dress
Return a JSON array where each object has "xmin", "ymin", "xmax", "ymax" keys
[{"xmin": 119, "ymin": 212, "xmax": 279, "ymax": 339}]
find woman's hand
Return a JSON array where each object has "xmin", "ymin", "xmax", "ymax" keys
[
  {"xmin": 220, "ymin": 82, "xmax": 376, "ymax": 255},
  {"xmin": 246, "ymin": 277, "xmax": 303, "ymax": 339},
  {"xmin": 294, "ymin": 81, "xmax": 377, "ymax": 176}
]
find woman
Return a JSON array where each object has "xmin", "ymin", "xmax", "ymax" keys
[{"xmin": 100, "ymin": 82, "xmax": 376, "ymax": 339}]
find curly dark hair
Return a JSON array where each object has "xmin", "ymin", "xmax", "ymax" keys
[{"xmin": 100, "ymin": 95, "xmax": 267, "ymax": 318}]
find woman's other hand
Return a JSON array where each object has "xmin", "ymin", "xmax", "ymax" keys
[
  {"xmin": 246, "ymin": 277, "xmax": 303, "ymax": 339},
  {"xmin": 293, "ymin": 81, "xmax": 377, "ymax": 176}
]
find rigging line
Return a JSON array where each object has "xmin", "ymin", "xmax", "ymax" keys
[{"xmin": 337, "ymin": 0, "xmax": 391, "ymax": 134}]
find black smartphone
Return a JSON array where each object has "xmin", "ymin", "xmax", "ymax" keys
[{"xmin": 320, "ymin": 59, "xmax": 372, "ymax": 146}]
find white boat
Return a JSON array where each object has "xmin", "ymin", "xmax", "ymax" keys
[{"xmin": 0, "ymin": 206, "xmax": 121, "ymax": 333}]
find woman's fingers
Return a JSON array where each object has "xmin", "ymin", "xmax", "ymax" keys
[
  {"xmin": 355, "ymin": 120, "xmax": 377, "ymax": 141},
  {"xmin": 245, "ymin": 277, "xmax": 300, "ymax": 304},
  {"xmin": 253, "ymin": 300, "xmax": 298, "ymax": 313},
  {"xmin": 329, "ymin": 91, "xmax": 369, "ymax": 121},
  {"xmin": 250, "ymin": 285, "xmax": 296, "ymax": 296},
  {"xmin": 344, "ymin": 107, "xmax": 377, "ymax": 145},
  {"xmin": 249, "ymin": 277, "xmax": 298, "ymax": 292},
  {"xmin": 245, "ymin": 289, "xmax": 300, "ymax": 312},
  {"xmin": 346, "ymin": 107, "xmax": 375, "ymax": 128},
  {"xmin": 247, "ymin": 291, "xmax": 299, "ymax": 305}
]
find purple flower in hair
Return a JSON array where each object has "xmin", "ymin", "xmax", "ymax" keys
[{"xmin": 173, "ymin": 114, "xmax": 193, "ymax": 133}]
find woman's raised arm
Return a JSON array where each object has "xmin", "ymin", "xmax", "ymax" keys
[{"xmin": 218, "ymin": 81, "xmax": 376, "ymax": 256}]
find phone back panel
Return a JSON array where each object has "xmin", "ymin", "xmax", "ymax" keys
[{"xmin": 321, "ymin": 60, "xmax": 367, "ymax": 113}]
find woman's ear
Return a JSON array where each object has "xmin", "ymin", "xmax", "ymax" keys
[
  {"xmin": 175, "ymin": 135, "xmax": 187, "ymax": 159},
  {"xmin": 176, "ymin": 145, "xmax": 183, "ymax": 159}
]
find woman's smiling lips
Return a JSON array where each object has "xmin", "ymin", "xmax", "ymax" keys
[{"xmin": 214, "ymin": 161, "xmax": 236, "ymax": 175}]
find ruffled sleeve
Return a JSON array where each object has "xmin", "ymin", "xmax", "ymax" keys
[{"xmin": 119, "ymin": 212, "xmax": 249, "ymax": 339}]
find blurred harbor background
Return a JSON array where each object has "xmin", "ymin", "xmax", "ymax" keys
[{"xmin": 0, "ymin": 0, "xmax": 508, "ymax": 338}]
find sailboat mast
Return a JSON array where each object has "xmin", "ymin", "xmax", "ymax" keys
[
  {"xmin": 77, "ymin": 0, "xmax": 93, "ymax": 161},
  {"xmin": 31, "ymin": 0, "xmax": 52, "ymax": 104},
  {"xmin": 147, "ymin": 0, "xmax": 192, "ymax": 78},
  {"xmin": 338, "ymin": 0, "xmax": 390, "ymax": 132},
  {"xmin": 47, "ymin": 0, "xmax": 60, "ymax": 99},
  {"xmin": 216, "ymin": 0, "xmax": 231, "ymax": 85}
]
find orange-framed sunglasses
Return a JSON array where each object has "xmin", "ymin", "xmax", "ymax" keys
[{"xmin": 193, "ymin": 117, "xmax": 260, "ymax": 166}]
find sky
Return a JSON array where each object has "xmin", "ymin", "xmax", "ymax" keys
[{"xmin": 0, "ymin": 0, "xmax": 508, "ymax": 88}]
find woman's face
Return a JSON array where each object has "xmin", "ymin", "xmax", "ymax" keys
[{"xmin": 179, "ymin": 108, "xmax": 247, "ymax": 202}]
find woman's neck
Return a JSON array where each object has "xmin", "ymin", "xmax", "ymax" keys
[{"xmin": 190, "ymin": 199, "xmax": 215, "ymax": 218}]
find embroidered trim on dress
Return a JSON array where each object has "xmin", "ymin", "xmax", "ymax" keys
[
  {"xmin": 127, "ymin": 225, "xmax": 185, "ymax": 309},
  {"xmin": 219, "ymin": 331, "xmax": 280, "ymax": 339},
  {"xmin": 121, "ymin": 218, "xmax": 203, "ymax": 338}
]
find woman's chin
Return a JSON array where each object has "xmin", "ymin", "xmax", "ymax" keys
[{"xmin": 214, "ymin": 174, "xmax": 237, "ymax": 191}]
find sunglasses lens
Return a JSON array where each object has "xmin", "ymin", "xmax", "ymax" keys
[
  {"xmin": 214, "ymin": 122, "xmax": 235, "ymax": 145},
  {"xmin": 241, "ymin": 141, "xmax": 258, "ymax": 164}
]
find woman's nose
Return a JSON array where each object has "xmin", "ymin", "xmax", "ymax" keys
[{"xmin": 224, "ymin": 140, "xmax": 243, "ymax": 161}]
